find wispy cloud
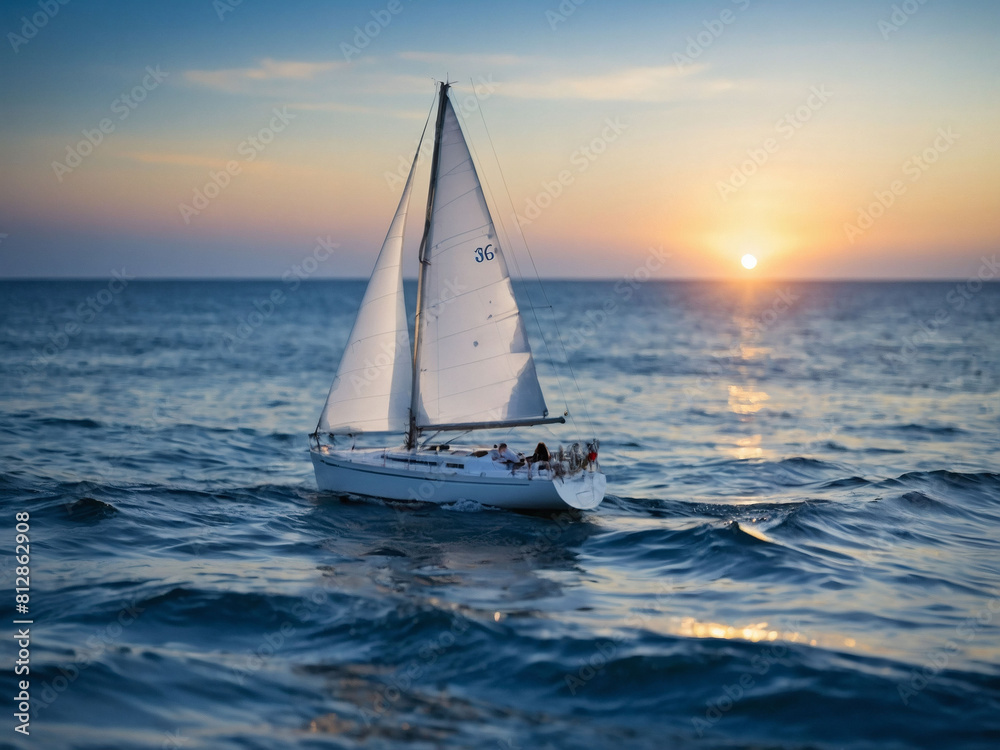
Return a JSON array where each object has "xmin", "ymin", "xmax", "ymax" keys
[
  {"xmin": 287, "ymin": 101, "xmax": 376, "ymax": 115},
  {"xmin": 397, "ymin": 51, "xmax": 527, "ymax": 67},
  {"xmin": 288, "ymin": 101, "xmax": 427, "ymax": 120},
  {"xmin": 184, "ymin": 58, "xmax": 346, "ymax": 93},
  {"xmin": 308, "ymin": 63, "xmax": 732, "ymax": 105},
  {"xmin": 498, "ymin": 65, "xmax": 741, "ymax": 102}
]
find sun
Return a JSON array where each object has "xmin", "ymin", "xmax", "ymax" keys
[{"xmin": 741, "ymin": 254, "xmax": 758, "ymax": 270}]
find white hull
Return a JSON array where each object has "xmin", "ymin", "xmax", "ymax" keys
[{"xmin": 310, "ymin": 445, "xmax": 605, "ymax": 511}]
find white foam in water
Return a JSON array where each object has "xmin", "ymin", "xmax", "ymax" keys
[{"xmin": 443, "ymin": 498, "xmax": 487, "ymax": 512}]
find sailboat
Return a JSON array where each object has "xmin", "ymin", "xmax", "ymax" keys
[{"xmin": 309, "ymin": 82, "xmax": 606, "ymax": 511}]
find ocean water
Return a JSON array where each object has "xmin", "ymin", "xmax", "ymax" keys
[{"xmin": 1, "ymin": 278, "xmax": 999, "ymax": 750}]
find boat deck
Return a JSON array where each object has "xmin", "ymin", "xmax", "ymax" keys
[{"xmin": 313, "ymin": 444, "xmax": 555, "ymax": 481}]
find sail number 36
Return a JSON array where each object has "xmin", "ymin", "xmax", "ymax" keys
[{"xmin": 474, "ymin": 244, "xmax": 495, "ymax": 263}]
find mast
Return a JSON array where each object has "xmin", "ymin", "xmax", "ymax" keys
[{"xmin": 407, "ymin": 81, "xmax": 450, "ymax": 449}]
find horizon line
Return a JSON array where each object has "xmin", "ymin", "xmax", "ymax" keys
[{"xmin": 1, "ymin": 276, "xmax": 998, "ymax": 284}]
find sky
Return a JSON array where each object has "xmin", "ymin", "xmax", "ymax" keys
[{"xmin": 0, "ymin": 0, "xmax": 998, "ymax": 279}]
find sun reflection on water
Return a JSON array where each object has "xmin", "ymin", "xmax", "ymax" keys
[
  {"xmin": 726, "ymin": 433, "xmax": 764, "ymax": 460},
  {"xmin": 728, "ymin": 385, "xmax": 770, "ymax": 415},
  {"xmin": 675, "ymin": 617, "xmax": 817, "ymax": 646}
]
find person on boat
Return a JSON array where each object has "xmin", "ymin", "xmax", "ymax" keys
[
  {"xmin": 528, "ymin": 442, "xmax": 550, "ymax": 469},
  {"xmin": 497, "ymin": 443, "xmax": 522, "ymax": 466}
]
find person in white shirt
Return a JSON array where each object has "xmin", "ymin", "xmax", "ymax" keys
[{"xmin": 497, "ymin": 443, "xmax": 522, "ymax": 466}]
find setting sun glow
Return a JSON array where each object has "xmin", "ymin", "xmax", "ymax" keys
[{"xmin": 0, "ymin": 1, "xmax": 997, "ymax": 280}]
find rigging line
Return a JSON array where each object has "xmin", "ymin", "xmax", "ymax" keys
[
  {"xmin": 462, "ymin": 78, "xmax": 573, "ymax": 423},
  {"xmin": 466, "ymin": 79, "xmax": 596, "ymax": 437}
]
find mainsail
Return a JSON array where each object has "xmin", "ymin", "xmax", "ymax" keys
[
  {"xmin": 412, "ymin": 89, "xmax": 552, "ymax": 432},
  {"xmin": 317, "ymin": 84, "xmax": 558, "ymax": 442},
  {"xmin": 316, "ymin": 123, "xmax": 427, "ymax": 435}
]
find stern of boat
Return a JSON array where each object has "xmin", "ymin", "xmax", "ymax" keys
[{"xmin": 553, "ymin": 469, "xmax": 607, "ymax": 510}]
